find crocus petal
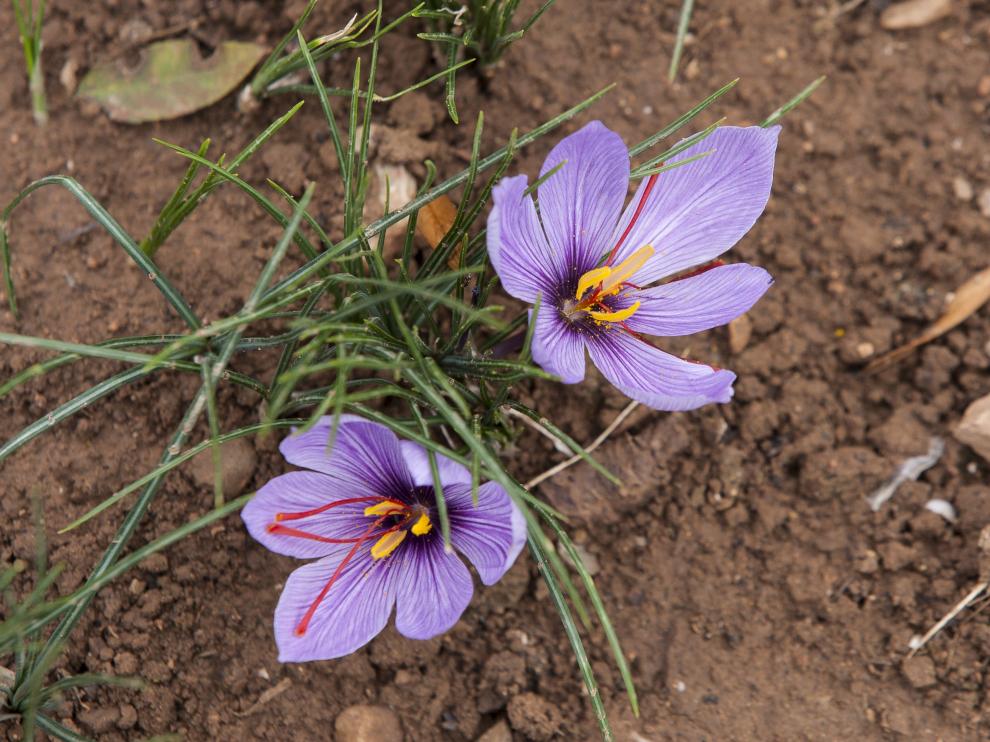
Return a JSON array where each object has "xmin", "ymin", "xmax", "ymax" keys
[
  {"xmin": 538, "ymin": 121, "xmax": 631, "ymax": 273},
  {"xmin": 394, "ymin": 539, "xmax": 474, "ymax": 640},
  {"xmin": 610, "ymin": 126, "xmax": 780, "ymax": 285},
  {"xmin": 279, "ymin": 415, "xmax": 413, "ymax": 497},
  {"xmin": 624, "ymin": 264, "xmax": 773, "ymax": 336},
  {"xmin": 399, "ymin": 441, "xmax": 471, "ymax": 487},
  {"xmin": 488, "ymin": 175, "xmax": 564, "ymax": 303},
  {"xmin": 531, "ymin": 304, "xmax": 586, "ymax": 384},
  {"xmin": 274, "ymin": 548, "xmax": 397, "ymax": 662},
  {"xmin": 446, "ymin": 483, "xmax": 527, "ymax": 585},
  {"xmin": 588, "ymin": 329, "xmax": 735, "ymax": 411},
  {"xmin": 242, "ymin": 471, "xmax": 370, "ymax": 559}
]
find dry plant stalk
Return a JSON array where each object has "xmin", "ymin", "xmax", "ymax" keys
[
  {"xmin": 907, "ymin": 524, "xmax": 990, "ymax": 657},
  {"xmin": 866, "ymin": 266, "xmax": 990, "ymax": 374}
]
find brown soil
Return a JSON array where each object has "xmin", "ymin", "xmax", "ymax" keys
[{"xmin": 2, "ymin": 0, "xmax": 990, "ymax": 740}]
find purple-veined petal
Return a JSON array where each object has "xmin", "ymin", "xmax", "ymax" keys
[
  {"xmin": 400, "ymin": 441, "xmax": 471, "ymax": 487},
  {"xmin": 488, "ymin": 175, "xmax": 564, "ymax": 303},
  {"xmin": 279, "ymin": 415, "xmax": 414, "ymax": 498},
  {"xmin": 394, "ymin": 538, "xmax": 474, "ymax": 640},
  {"xmin": 274, "ymin": 547, "xmax": 398, "ymax": 662},
  {"xmin": 610, "ymin": 126, "xmax": 780, "ymax": 285},
  {"xmin": 624, "ymin": 263, "xmax": 773, "ymax": 336},
  {"xmin": 588, "ymin": 329, "xmax": 735, "ymax": 411},
  {"xmin": 446, "ymin": 482, "xmax": 527, "ymax": 586},
  {"xmin": 242, "ymin": 471, "xmax": 372, "ymax": 559},
  {"xmin": 538, "ymin": 121, "xmax": 631, "ymax": 274},
  {"xmin": 531, "ymin": 304, "xmax": 586, "ymax": 384}
]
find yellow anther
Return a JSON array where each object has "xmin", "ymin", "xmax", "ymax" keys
[
  {"xmin": 364, "ymin": 500, "xmax": 407, "ymax": 517},
  {"xmin": 587, "ymin": 301, "xmax": 641, "ymax": 323},
  {"xmin": 370, "ymin": 529, "xmax": 407, "ymax": 559},
  {"xmin": 575, "ymin": 266, "xmax": 612, "ymax": 300},
  {"xmin": 598, "ymin": 245, "xmax": 654, "ymax": 295},
  {"xmin": 411, "ymin": 512, "xmax": 433, "ymax": 536}
]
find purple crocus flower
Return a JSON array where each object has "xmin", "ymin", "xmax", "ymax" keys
[
  {"xmin": 242, "ymin": 415, "xmax": 526, "ymax": 662},
  {"xmin": 488, "ymin": 122, "xmax": 779, "ymax": 411}
]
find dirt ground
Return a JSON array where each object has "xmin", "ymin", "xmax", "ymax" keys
[{"xmin": 2, "ymin": 0, "xmax": 990, "ymax": 740}]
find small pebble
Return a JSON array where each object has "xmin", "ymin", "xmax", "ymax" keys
[
  {"xmin": 956, "ymin": 394, "xmax": 990, "ymax": 463},
  {"xmin": 476, "ymin": 719, "xmax": 512, "ymax": 742},
  {"xmin": 856, "ymin": 341, "xmax": 875, "ymax": 359},
  {"xmin": 188, "ymin": 438, "xmax": 257, "ymax": 496},
  {"xmin": 335, "ymin": 704, "xmax": 403, "ymax": 742},
  {"xmin": 78, "ymin": 707, "xmax": 121, "ymax": 734},
  {"xmin": 728, "ymin": 315, "xmax": 753, "ymax": 354},
  {"xmin": 117, "ymin": 704, "xmax": 138, "ymax": 731},
  {"xmin": 978, "ymin": 75, "xmax": 990, "ymax": 98},
  {"xmin": 880, "ymin": 0, "xmax": 952, "ymax": 29},
  {"xmin": 978, "ymin": 188, "xmax": 990, "ymax": 218},
  {"xmin": 952, "ymin": 176, "xmax": 974, "ymax": 201},
  {"xmin": 901, "ymin": 655, "xmax": 937, "ymax": 688}
]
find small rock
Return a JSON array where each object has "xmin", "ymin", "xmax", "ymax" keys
[
  {"xmin": 978, "ymin": 189, "xmax": 990, "ymax": 218},
  {"xmin": 955, "ymin": 394, "xmax": 990, "ymax": 463},
  {"xmin": 901, "ymin": 655, "xmax": 937, "ymax": 688},
  {"xmin": 117, "ymin": 704, "xmax": 138, "ymax": 730},
  {"xmin": 728, "ymin": 314, "xmax": 752, "ymax": 354},
  {"xmin": 557, "ymin": 540, "xmax": 600, "ymax": 576},
  {"xmin": 856, "ymin": 341, "xmax": 875, "ymax": 359},
  {"xmin": 188, "ymin": 438, "xmax": 257, "ymax": 496},
  {"xmin": 476, "ymin": 719, "xmax": 513, "ymax": 742},
  {"xmin": 979, "ymin": 76, "xmax": 990, "ymax": 98},
  {"xmin": 78, "ymin": 706, "xmax": 121, "ymax": 734},
  {"xmin": 880, "ymin": 0, "xmax": 952, "ymax": 30},
  {"xmin": 363, "ymin": 162, "xmax": 417, "ymax": 260},
  {"xmin": 335, "ymin": 704, "xmax": 403, "ymax": 742},
  {"xmin": 878, "ymin": 541, "xmax": 916, "ymax": 571},
  {"xmin": 113, "ymin": 651, "xmax": 139, "ymax": 675},
  {"xmin": 142, "ymin": 552, "xmax": 169, "ymax": 575},
  {"xmin": 854, "ymin": 549, "xmax": 879, "ymax": 574},
  {"xmin": 59, "ymin": 56, "xmax": 79, "ymax": 94},
  {"xmin": 389, "ymin": 92, "xmax": 436, "ymax": 135},
  {"xmin": 953, "ymin": 176, "xmax": 974, "ymax": 202},
  {"xmin": 506, "ymin": 693, "xmax": 562, "ymax": 742},
  {"xmin": 260, "ymin": 142, "xmax": 310, "ymax": 195}
]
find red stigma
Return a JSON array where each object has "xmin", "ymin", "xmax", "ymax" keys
[
  {"xmin": 294, "ymin": 516, "xmax": 399, "ymax": 637},
  {"xmin": 605, "ymin": 172, "xmax": 659, "ymax": 266},
  {"xmin": 275, "ymin": 495, "xmax": 380, "ymax": 522},
  {"xmin": 670, "ymin": 259, "xmax": 725, "ymax": 282}
]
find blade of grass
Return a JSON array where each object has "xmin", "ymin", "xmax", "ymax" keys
[
  {"xmin": 668, "ymin": 0, "xmax": 695, "ymax": 82},
  {"xmin": 760, "ymin": 75, "xmax": 825, "ymax": 127},
  {"xmin": 1, "ymin": 176, "xmax": 199, "ymax": 328}
]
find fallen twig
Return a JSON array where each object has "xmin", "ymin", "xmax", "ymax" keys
[{"xmin": 525, "ymin": 401, "xmax": 639, "ymax": 489}]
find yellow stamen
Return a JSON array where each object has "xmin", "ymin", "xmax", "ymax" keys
[
  {"xmin": 411, "ymin": 512, "xmax": 433, "ymax": 536},
  {"xmin": 598, "ymin": 245, "xmax": 654, "ymax": 295},
  {"xmin": 364, "ymin": 500, "xmax": 407, "ymax": 517},
  {"xmin": 575, "ymin": 266, "xmax": 611, "ymax": 300},
  {"xmin": 587, "ymin": 301, "xmax": 641, "ymax": 323},
  {"xmin": 370, "ymin": 529, "xmax": 407, "ymax": 559}
]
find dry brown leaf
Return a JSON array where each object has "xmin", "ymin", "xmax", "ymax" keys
[
  {"xmin": 866, "ymin": 266, "xmax": 990, "ymax": 374},
  {"xmin": 415, "ymin": 194, "xmax": 460, "ymax": 268}
]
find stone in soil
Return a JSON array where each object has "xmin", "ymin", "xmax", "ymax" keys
[
  {"xmin": 188, "ymin": 437, "xmax": 257, "ymax": 496},
  {"xmin": 955, "ymin": 394, "xmax": 990, "ymax": 462},
  {"xmin": 506, "ymin": 693, "xmax": 562, "ymax": 742},
  {"xmin": 335, "ymin": 704, "xmax": 404, "ymax": 742}
]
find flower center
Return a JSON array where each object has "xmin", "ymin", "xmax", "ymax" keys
[
  {"xmin": 567, "ymin": 244, "xmax": 654, "ymax": 323},
  {"xmin": 264, "ymin": 493, "xmax": 435, "ymax": 637},
  {"xmin": 363, "ymin": 500, "xmax": 433, "ymax": 558}
]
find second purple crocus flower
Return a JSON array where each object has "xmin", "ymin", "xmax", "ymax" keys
[
  {"xmin": 488, "ymin": 121, "xmax": 779, "ymax": 411},
  {"xmin": 243, "ymin": 415, "xmax": 526, "ymax": 662}
]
